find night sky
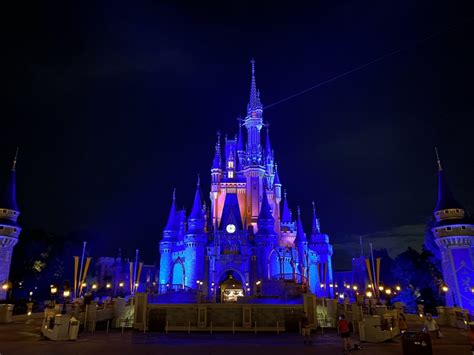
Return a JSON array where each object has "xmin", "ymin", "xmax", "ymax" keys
[{"xmin": 4, "ymin": 1, "xmax": 474, "ymax": 269}]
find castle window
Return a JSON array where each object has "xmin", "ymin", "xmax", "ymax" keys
[
  {"xmin": 446, "ymin": 227, "xmax": 451, "ymax": 231},
  {"xmin": 228, "ymin": 171, "xmax": 234, "ymax": 179},
  {"xmin": 461, "ymin": 226, "xmax": 466, "ymax": 230},
  {"xmin": 228, "ymin": 161, "xmax": 234, "ymax": 169}
]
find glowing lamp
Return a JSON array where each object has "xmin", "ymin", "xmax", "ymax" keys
[
  {"xmin": 63, "ymin": 290, "xmax": 71, "ymax": 298},
  {"xmin": 471, "ymin": 287, "xmax": 474, "ymax": 293},
  {"xmin": 339, "ymin": 294, "xmax": 344, "ymax": 299},
  {"xmin": 378, "ymin": 286, "xmax": 384, "ymax": 291},
  {"xmin": 29, "ymin": 291, "xmax": 33, "ymax": 296},
  {"xmin": 320, "ymin": 283, "xmax": 325, "ymax": 288},
  {"xmin": 385, "ymin": 289, "xmax": 392, "ymax": 295},
  {"xmin": 106, "ymin": 283, "xmax": 111, "ymax": 289},
  {"xmin": 82, "ymin": 282, "xmax": 87, "ymax": 287},
  {"xmin": 329, "ymin": 284, "xmax": 334, "ymax": 288},
  {"xmin": 119, "ymin": 282, "xmax": 124, "ymax": 287},
  {"xmin": 246, "ymin": 288, "xmax": 250, "ymax": 292},
  {"xmin": 92, "ymin": 284, "xmax": 97, "ymax": 290},
  {"xmin": 395, "ymin": 285, "xmax": 401, "ymax": 291},
  {"xmin": 441, "ymin": 285, "xmax": 448, "ymax": 293},
  {"xmin": 135, "ymin": 283, "xmax": 139, "ymax": 287},
  {"xmin": 1, "ymin": 284, "xmax": 8, "ymax": 290},
  {"xmin": 366, "ymin": 291, "xmax": 373, "ymax": 298},
  {"xmin": 255, "ymin": 281, "xmax": 261, "ymax": 286},
  {"xmin": 50, "ymin": 287, "xmax": 58, "ymax": 294},
  {"xmin": 346, "ymin": 285, "xmax": 350, "ymax": 289},
  {"xmin": 352, "ymin": 285, "xmax": 358, "ymax": 291}
]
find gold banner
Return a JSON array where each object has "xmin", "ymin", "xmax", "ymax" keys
[
  {"xmin": 129, "ymin": 262, "xmax": 134, "ymax": 292},
  {"xmin": 135, "ymin": 262, "xmax": 143, "ymax": 293},
  {"xmin": 79, "ymin": 257, "xmax": 91, "ymax": 295},
  {"xmin": 365, "ymin": 258, "xmax": 374, "ymax": 291},
  {"xmin": 376, "ymin": 257, "xmax": 381, "ymax": 289},
  {"xmin": 73, "ymin": 256, "xmax": 79, "ymax": 297}
]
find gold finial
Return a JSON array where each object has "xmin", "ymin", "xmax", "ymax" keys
[
  {"xmin": 435, "ymin": 147, "xmax": 442, "ymax": 171},
  {"xmin": 12, "ymin": 147, "xmax": 19, "ymax": 171}
]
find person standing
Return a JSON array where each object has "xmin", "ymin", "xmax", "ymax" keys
[
  {"xmin": 398, "ymin": 313, "xmax": 408, "ymax": 334},
  {"xmin": 423, "ymin": 313, "xmax": 440, "ymax": 339},
  {"xmin": 338, "ymin": 314, "xmax": 352, "ymax": 352}
]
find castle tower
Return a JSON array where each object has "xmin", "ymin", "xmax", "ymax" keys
[
  {"xmin": 158, "ymin": 189, "xmax": 177, "ymax": 291},
  {"xmin": 243, "ymin": 59, "xmax": 266, "ymax": 226},
  {"xmin": 431, "ymin": 151, "xmax": 474, "ymax": 312},
  {"xmin": 0, "ymin": 149, "xmax": 21, "ymax": 300},
  {"xmin": 308, "ymin": 202, "xmax": 334, "ymax": 298},
  {"xmin": 255, "ymin": 182, "xmax": 278, "ymax": 280},
  {"xmin": 184, "ymin": 176, "xmax": 207, "ymax": 288},
  {"xmin": 294, "ymin": 207, "xmax": 307, "ymax": 279}
]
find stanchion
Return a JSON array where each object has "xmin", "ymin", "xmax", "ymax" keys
[
  {"xmin": 210, "ymin": 321, "xmax": 213, "ymax": 334},
  {"xmin": 254, "ymin": 321, "xmax": 257, "ymax": 334}
]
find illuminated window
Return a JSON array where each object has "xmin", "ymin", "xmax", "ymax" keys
[
  {"xmin": 228, "ymin": 171, "xmax": 234, "ymax": 179},
  {"xmin": 228, "ymin": 161, "xmax": 234, "ymax": 169}
]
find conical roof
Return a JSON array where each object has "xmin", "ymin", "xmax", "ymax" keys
[
  {"xmin": 435, "ymin": 169, "xmax": 464, "ymax": 211},
  {"xmin": 164, "ymin": 189, "xmax": 177, "ymax": 231},
  {"xmin": 295, "ymin": 207, "xmax": 306, "ymax": 244},
  {"xmin": 281, "ymin": 190, "xmax": 292, "ymax": 223},
  {"xmin": 258, "ymin": 185, "xmax": 274, "ymax": 221},
  {"xmin": 189, "ymin": 176, "xmax": 204, "ymax": 220}
]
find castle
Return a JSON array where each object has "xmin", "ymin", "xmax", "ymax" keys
[
  {"xmin": 157, "ymin": 61, "xmax": 334, "ymax": 303},
  {"xmin": 0, "ymin": 150, "xmax": 21, "ymax": 300},
  {"xmin": 432, "ymin": 152, "xmax": 474, "ymax": 314}
]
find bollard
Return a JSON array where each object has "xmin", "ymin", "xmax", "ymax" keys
[
  {"xmin": 210, "ymin": 321, "xmax": 213, "ymax": 334},
  {"xmin": 254, "ymin": 321, "xmax": 257, "ymax": 334},
  {"xmin": 84, "ymin": 305, "xmax": 88, "ymax": 331},
  {"xmin": 106, "ymin": 320, "xmax": 109, "ymax": 335},
  {"xmin": 233, "ymin": 320, "xmax": 235, "ymax": 334},
  {"xmin": 121, "ymin": 320, "xmax": 125, "ymax": 335},
  {"xmin": 188, "ymin": 320, "xmax": 191, "ymax": 334}
]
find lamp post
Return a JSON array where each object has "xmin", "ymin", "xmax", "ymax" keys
[
  {"xmin": 62, "ymin": 290, "xmax": 71, "ymax": 314},
  {"xmin": 50, "ymin": 285, "xmax": 58, "ymax": 307}
]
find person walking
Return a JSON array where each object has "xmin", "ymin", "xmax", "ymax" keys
[
  {"xmin": 301, "ymin": 312, "xmax": 312, "ymax": 345},
  {"xmin": 423, "ymin": 313, "xmax": 440, "ymax": 339},
  {"xmin": 398, "ymin": 313, "xmax": 408, "ymax": 334},
  {"xmin": 338, "ymin": 314, "xmax": 352, "ymax": 352}
]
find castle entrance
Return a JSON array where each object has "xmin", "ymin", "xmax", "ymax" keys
[{"xmin": 219, "ymin": 271, "xmax": 244, "ymax": 303}]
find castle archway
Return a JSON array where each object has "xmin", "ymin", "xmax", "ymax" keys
[
  {"xmin": 217, "ymin": 269, "xmax": 245, "ymax": 303},
  {"xmin": 171, "ymin": 258, "xmax": 185, "ymax": 289}
]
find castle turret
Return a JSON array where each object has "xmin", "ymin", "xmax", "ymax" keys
[
  {"xmin": 295, "ymin": 207, "xmax": 307, "ymax": 280},
  {"xmin": 184, "ymin": 177, "xmax": 207, "ymax": 288},
  {"xmin": 0, "ymin": 149, "xmax": 21, "ymax": 300},
  {"xmin": 308, "ymin": 201, "xmax": 334, "ymax": 297},
  {"xmin": 158, "ymin": 189, "xmax": 177, "ymax": 291},
  {"xmin": 431, "ymin": 149, "xmax": 474, "ymax": 312},
  {"xmin": 255, "ymin": 183, "xmax": 278, "ymax": 280}
]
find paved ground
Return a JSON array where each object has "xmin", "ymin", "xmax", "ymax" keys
[{"xmin": 0, "ymin": 316, "xmax": 472, "ymax": 355}]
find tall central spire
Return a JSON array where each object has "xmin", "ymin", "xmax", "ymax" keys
[{"xmin": 247, "ymin": 59, "xmax": 263, "ymax": 114}]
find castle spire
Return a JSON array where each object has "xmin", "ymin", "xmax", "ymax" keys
[
  {"xmin": 189, "ymin": 175, "xmax": 204, "ymax": 221},
  {"xmin": 212, "ymin": 131, "xmax": 222, "ymax": 170},
  {"xmin": 295, "ymin": 206, "xmax": 306, "ymax": 243},
  {"xmin": 274, "ymin": 163, "xmax": 281, "ymax": 185},
  {"xmin": 281, "ymin": 190, "xmax": 292, "ymax": 223},
  {"xmin": 265, "ymin": 123, "xmax": 272, "ymax": 158},
  {"xmin": 164, "ymin": 188, "xmax": 177, "ymax": 232},
  {"xmin": 434, "ymin": 149, "xmax": 463, "ymax": 212},
  {"xmin": 258, "ymin": 182, "xmax": 274, "ymax": 222},
  {"xmin": 1, "ymin": 148, "xmax": 19, "ymax": 211},
  {"xmin": 247, "ymin": 59, "xmax": 263, "ymax": 113},
  {"xmin": 311, "ymin": 201, "xmax": 321, "ymax": 234},
  {"xmin": 237, "ymin": 117, "xmax": 244, "ymax": 152}
]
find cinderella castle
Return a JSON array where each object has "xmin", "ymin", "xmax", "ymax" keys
[{"xmin": 157, "ymin": 61, "xmax": 334, "ymax": 303}]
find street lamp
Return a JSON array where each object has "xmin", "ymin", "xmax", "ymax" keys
[
  {"xmin": 92, "ymin": 284, "xmax": 97, "ymax": 290},
  {"xmin": 366, "ymin": 291, "xmax": 373, "ymax": 298},
  {"xmin": 441, "ymin": 285, "xmax": 448, "ymax": 293},
  {"xmin": 385, "ymin": 289, "xmax": 392, "ymax": 295},
  {"xmin": 118, "ymin": 281, "xmax": 124, "ymax": 287},
  {"xmin": 395, "ymin": 285, "xmax": 401, "ymax": 291}
]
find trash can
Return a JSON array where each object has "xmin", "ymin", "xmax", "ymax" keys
[
  {"xmin": 68, "ymin": 317, "xmax": 80, "ymax": 340},
  {"xmin": 0, "ymin": 304, "xmax": 14, "ymax": 323},
  {"xmin": 402, "ymin": 331, "xmax": 432, "ymax": 355}
]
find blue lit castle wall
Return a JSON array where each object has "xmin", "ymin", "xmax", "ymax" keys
[
  {"xmin": 157, "ymin": 61, "xmax": 334, "ymax": 302},
  {"xmin": 431, "ymin": 157, "xmax": 474, "ymax": 313},
  {"xmin": 0, "ymin": 152, "xmax": 21, "ymax": 300}
]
